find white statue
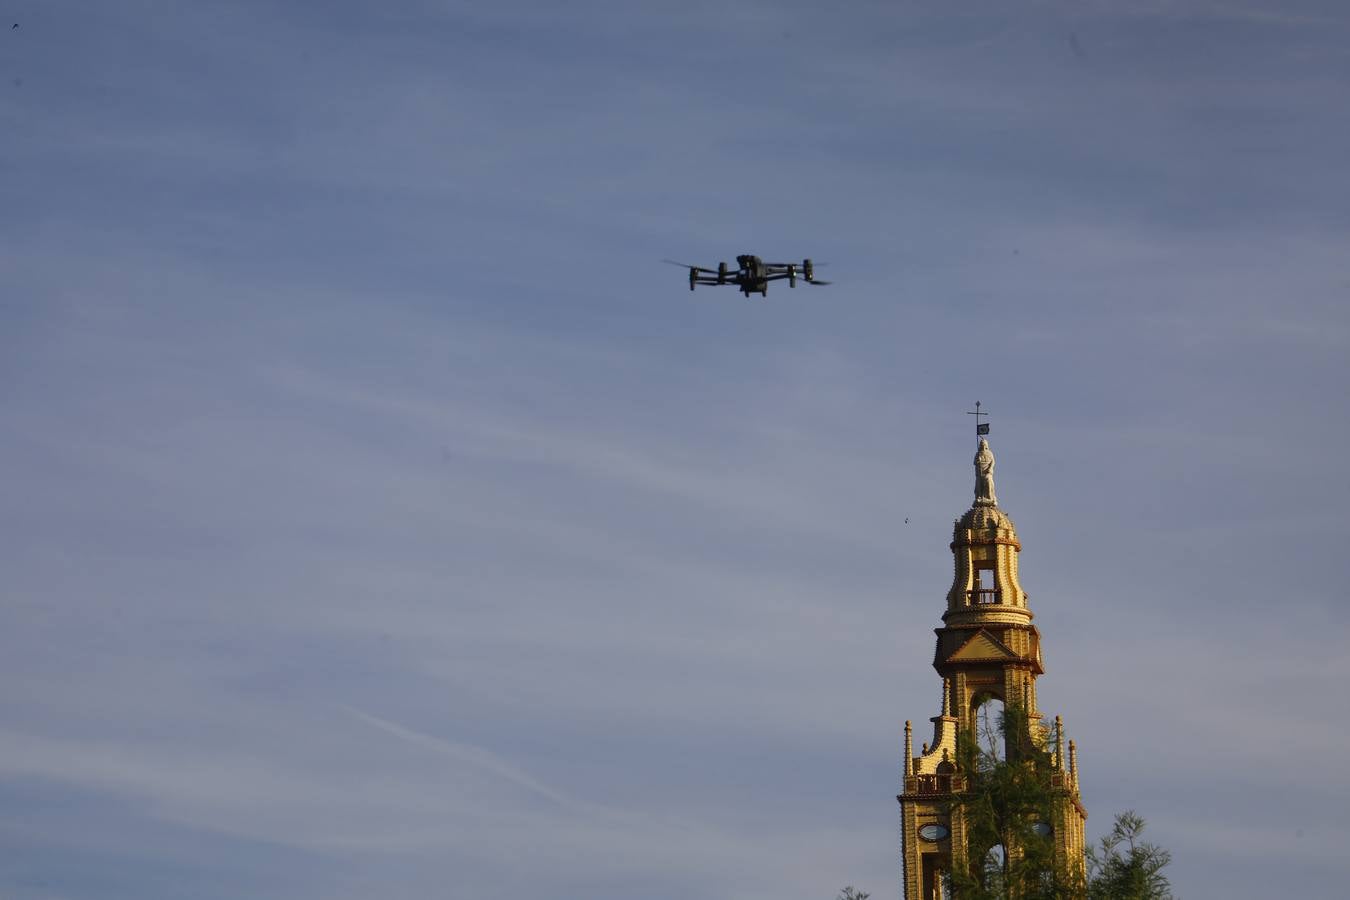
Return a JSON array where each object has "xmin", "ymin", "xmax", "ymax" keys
[{"xmin": 974, "ymin": 438, "xmax": 997, "ymax": 506}]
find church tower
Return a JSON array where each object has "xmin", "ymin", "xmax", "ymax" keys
[{"xmin": 898, "ymin": 427, "xmax": 1087, "ymax": 899}]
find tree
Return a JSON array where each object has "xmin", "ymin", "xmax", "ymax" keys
[
  {"xmin": 949, "ymin": 703, "xmax": 1079, "ymax": 900},
  {"xmin": 837, "ymin": 888, "xmax": 870, "ymax": 900},
  {"xmin": 948, "ymin": 704, "xmax": 1175, "ymax": 900},
  {"xmin": 1086, "ymin": 811, "xmax": 1174, "ymax": 900}
]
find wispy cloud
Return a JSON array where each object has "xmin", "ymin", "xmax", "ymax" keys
[{"xmin": 341, "ymin": 705, "xmax": 569, "ymax": 806}]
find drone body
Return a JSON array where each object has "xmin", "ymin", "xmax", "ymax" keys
[{"xmin": 668, "ymin": 254, "xmax": 831, "ymax": 297}]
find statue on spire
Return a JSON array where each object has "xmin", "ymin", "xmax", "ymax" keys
[{"xmin": 974, "ymin": 438, "xmax": 997, "ymax": 506}]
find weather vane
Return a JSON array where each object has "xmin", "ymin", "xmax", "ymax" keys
[{"xmin": 966, "ymin": 401, "xmax": 990, "ymax": 437}]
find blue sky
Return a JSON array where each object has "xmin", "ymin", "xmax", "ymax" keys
[{"xmin": 2, "ymin": 1, "xmax": 1348, "ymax": 898}]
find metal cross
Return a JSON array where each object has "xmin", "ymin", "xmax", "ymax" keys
[{"xmin": 966, "ymin": 401, "xmax": 990, "ymax": 436}]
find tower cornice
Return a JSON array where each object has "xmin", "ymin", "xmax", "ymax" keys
[{"xmin": 950, "ymin": 535, "xmax": 1022, "ymax": 551}]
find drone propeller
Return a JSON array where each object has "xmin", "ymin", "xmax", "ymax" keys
[
  {"xmin": 807, "ymin": 279, "xmax": 833, "ymax": 286},
  {"xmin": 661, "ymin": 258, "xmax": 716, "ymax": 272}
]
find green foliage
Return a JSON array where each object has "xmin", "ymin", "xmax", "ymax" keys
[
  {"xmin": 837, "ymin": 807, "xmax": 1173, "ymax": 897},
  {"xmin": 1086, "ymin": 811, "xmax": 1174, "ymax": 900},
  {"xmin": 949, "ymin": 703, "xmax": 1081, "ymax": 900},
  {"xmin": 944, "ymin": 702, "xmax": 1174, "ymax": 900}
]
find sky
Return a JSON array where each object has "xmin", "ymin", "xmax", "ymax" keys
[{"xmin": 2, "ymin": 1, "xmax": 1348, "ymax": 898}]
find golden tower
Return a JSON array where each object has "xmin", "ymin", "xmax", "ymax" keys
[{"xmin": 898, "ymin": 432, "xmax": 1087, "ymax": 899}]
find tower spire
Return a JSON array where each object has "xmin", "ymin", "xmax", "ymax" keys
[{"xmin": 1055, "ymin": 715, "xmax": 1066, "ymax": 771}]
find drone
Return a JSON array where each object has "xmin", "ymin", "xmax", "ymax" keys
[{"xmin": 664, "ymin": 254, "xmax": 831, "ymax": 297}]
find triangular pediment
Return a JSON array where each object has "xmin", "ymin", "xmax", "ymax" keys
[{"xmin": 948, "ymin": 629, "xmax": 1017, "ymax": 662}]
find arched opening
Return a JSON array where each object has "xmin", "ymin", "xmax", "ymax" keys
[
  {"xmin": 980, "ymin": 843, "xmax": 1008, "ymax": 892},
  {"xmin": 970, "ymin": 693, "xmax": 1006, "ymax": 762},
  {"xmin": 921, "ymin": 856, "xmax": 954, "ymax": 900}
]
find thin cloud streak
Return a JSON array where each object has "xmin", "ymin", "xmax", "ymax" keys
[{"xmin": 341, "ymin": 705, "xmax": 569, "ymax": 806}]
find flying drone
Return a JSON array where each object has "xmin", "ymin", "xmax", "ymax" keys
[{"xmin": 664, "ymin": 254, "xmax": 831, "ymax": 297}]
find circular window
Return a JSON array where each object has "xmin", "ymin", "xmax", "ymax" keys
[{"xmin": 918, "ymin": 823, "xmax": 950, "ymax": 842}]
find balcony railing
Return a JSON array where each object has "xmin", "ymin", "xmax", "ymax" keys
[
  {"xmin": 967, "ymin": 589, "xmax": 1002, "ymax": 605},
  {"xmin": 904, "ymin": 774, "xmax": 966, "ymax": 796}
]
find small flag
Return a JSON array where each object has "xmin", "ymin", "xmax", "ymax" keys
[{"xmin": 977, "ymin": 423, "xmax": 990, "ymax": 435}]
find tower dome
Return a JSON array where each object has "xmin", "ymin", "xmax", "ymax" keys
[{"xmin": 957, "ymin": 502, "xmax": 1016, "ymax": 534}]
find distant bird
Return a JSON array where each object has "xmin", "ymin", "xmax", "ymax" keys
[
  {"xmin": 1069, "ymin": 31, "xmax": 1085, "ymax": 59},
  {"xmin": 11, "ymin": 23, "xmax": 18, "ymax": 29},
  {"xmin": 905, "ymin": 517, "xmax": 909, "ymax": 524}
]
